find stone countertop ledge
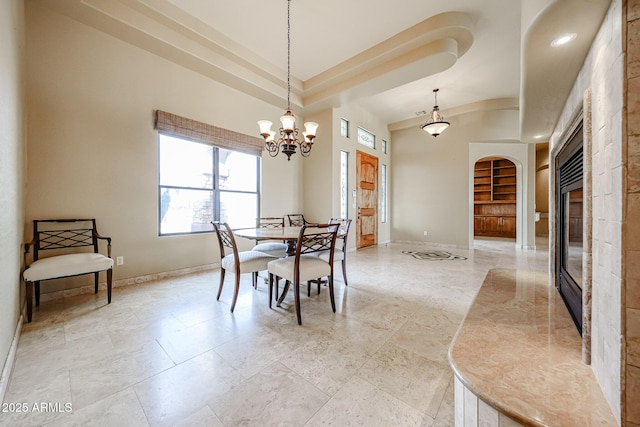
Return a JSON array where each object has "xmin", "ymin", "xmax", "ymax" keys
[{"xmin": 448, "ymin": 269, "xmax": 617, "ymax": 426}]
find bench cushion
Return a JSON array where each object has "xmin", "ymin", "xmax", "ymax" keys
[{"xmin": 24, "ymin": 253, "xmax": 114, "ymax": 282}]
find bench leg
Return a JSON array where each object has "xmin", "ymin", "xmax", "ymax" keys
[
  {"xmin": 94, "ymin": 272, "xmax": 99, "ymax": 294},
  {"xmin": 25, "ymin": 281, "xmax": 33, "ymax": 323},
  {"xmin": 35, "ymin": 281, "xmax": 40, "ymax": 306},
  {"xmin": 107, "ymin": 268, "xmax": 112, "ymax": 304}
]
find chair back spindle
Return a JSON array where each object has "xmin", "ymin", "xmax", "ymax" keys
[
  {"xmin": 211, "ymin": 222, "xmax": 238, "ymax": 264},
  {"xmin": 211, "ymin": 221, "xmax": 276, "ymax": 312},
  {"xmin": 327, "ymin": 218, "xmax": 352, "ymax": 285},
  {"xmin": 257, "ymin": 217, "xmax": 285, "ymax": 229},
  {"xmin": 287, "ymin": 214, "xmax": 306, "ymax": 227},
  {"xmin": 294, "ymin": 223, "xmax": 339, "ymax": 277}
]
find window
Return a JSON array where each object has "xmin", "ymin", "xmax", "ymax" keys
[
  {"xmin": 382, "ymin": 139, "xmax": 387, "ymax": 154},
  {"xmin": 340, "ymin": 118, "xmax": 349, "ymax": 138},
  {"xmin": 340, "ymin": 151, "xmax": 349, "ymax": 219},
  {"xmin": 357, "ymin": 127, "xmax": 375, "ymax": 149},
  {"xmin": 159, "ymin": 134, "xmax": 259, "ymax": 235},
  {"xmin": 381, "ymin": 164, "xmax": 387, "ymax": 223}
]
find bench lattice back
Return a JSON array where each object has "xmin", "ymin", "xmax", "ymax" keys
[{"xmin": 32, "ymin": 219, "xmax": 100, "ymax": 261}]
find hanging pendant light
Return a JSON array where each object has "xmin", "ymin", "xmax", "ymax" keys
[
  {"xmin": 257, "ymin": 0, "xmax": 317, "ymax": 161},
  {"xmin": 421, "ymin": 89, "xmax": 450, "ymax": 137}
]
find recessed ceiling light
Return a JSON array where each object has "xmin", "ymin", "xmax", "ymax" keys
[
  {"xmin": 551, "ymin": 33, "xmax": 577, "ymax": 47},
  {"xmin": 534, "ymin": 134, "xmax": 544, "ymax": 139}
]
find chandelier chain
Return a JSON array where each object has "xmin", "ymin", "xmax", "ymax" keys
[
  {"xmin": 286, "ymin": 0, "xmax": 291, "ymax": 109},
  {"xmin": 257, "ymin": 0, "xmax": 318, "ymax": 160}
]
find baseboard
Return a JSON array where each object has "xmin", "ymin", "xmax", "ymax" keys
[
  {"xmin": 0, "ymin": 313, "xmax": 23, "ymax": 404},
  {"xmin": 39, "ymin": 262, "xmax": 220, "ymax": 303}
]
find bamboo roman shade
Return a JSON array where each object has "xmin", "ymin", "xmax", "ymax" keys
[{"xmin": 154, "ymin": 110, "xmax": 264, "ymax": 156}]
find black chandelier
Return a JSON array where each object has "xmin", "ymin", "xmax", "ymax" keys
[{"xmin": 257, "ymin": 0, "xmax": 318, "ymax": 161}]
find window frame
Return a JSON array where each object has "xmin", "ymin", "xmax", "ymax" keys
[
  {"xmin": 340, "ymin": 118, "xmax": 350, "ymax": 138},
  {"xmin": 357, "ymin": 127, "xmax": 376, "ymax": 149},
  {"xmin": 381, "ymin": 164, "xmax": 387, "ymax": 223},
  {"xmin": 340, "ymin": 151, "xmax": 349, "ymax": 219},
  {"xmin": 158, "ymin": 133, "xmax": 260, "ymax": 236}
]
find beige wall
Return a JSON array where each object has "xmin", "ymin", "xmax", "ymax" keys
[
  {"xmin": 0, "ymin": 0, "xmax": 25, "ymax": 397},
  {"xmin": 301, "ymin": 103, "xmax": 391, "ymax": 249},
  {"xmin": 535, "ymin": 143, "xmax": 549, "ymax": 237},
  {"xmin": 24, "ymin": 2, "xmax": 300, "ymax": 292},
  {"xmin": 549, "ymin": 0, "xmax": 623, "ymax": 420},
  {"xmin": 302, "ymin": 108, "xmax": 334, "ymax": 225},
  {"xmin": 391, "ymin": 109, "xmax": 520, "ymax": 249},
  {"xmin": 334, "ymin": 104, "xmax": 391, "ymax": 245}
]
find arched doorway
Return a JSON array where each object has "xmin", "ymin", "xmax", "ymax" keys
[{"xmin": 473, "ymin": 157, "xmax": 517, "ymax": 238}]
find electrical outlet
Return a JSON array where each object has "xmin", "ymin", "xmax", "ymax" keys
[
  {"xmin": 423, "ymin": 230, "xmax": 428, "ymax": 236},
  {"xmin": 116, "ymin": 256, "xmax": 124, "ymax": 266}
]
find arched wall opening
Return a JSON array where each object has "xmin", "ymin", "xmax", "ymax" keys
[
  {"xmin": 468, "ymin": 142, "xmax": 536, "ymax": 249},
  {"xmin": 473, "ymin": 157, "xmax": 517, "ymax": 240}
]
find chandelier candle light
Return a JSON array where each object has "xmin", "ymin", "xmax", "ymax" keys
[
  {"xmin": 258, "ymin": 0, "xmax": 318, "ymax": 161},
  {"xmin": 421, "ymin": 88, "xmax": 450, "ymax": 137}
]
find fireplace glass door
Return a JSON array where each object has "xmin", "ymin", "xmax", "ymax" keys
[{"xmin": 556, "ymin": 124, "xmax": 583, "ymax": 334}]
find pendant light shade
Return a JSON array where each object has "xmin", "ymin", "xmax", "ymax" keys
[{"xmin": 421, "ymin": 89, "xmax": 450, "ymax": 137}]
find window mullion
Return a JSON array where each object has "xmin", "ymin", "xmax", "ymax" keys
[{"xmin": 213, "ymin": 147, "xmax": 221, "ymax": 222}]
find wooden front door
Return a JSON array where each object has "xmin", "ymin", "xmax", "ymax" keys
[{"xmin": 356, "ymin": 150, "xmax": 378, "ymax": 248}]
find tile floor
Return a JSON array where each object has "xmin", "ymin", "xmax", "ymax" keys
[{"xmin": 2, "ymin": 239, "xmax": 549, "ymax": 427}]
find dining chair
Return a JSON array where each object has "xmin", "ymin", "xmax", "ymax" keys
[
  {"xmin": 211, "ymin": 222, "xmax": 277, "ymax": 312},
  {"xmin": 286, "ymin": 213, "xmax": 307, "ymax": 227},
  {"xmin": 267, "ymin": 223, "xmax": 339, "ymax": 325},
  {"xmin": 305, "ymin": 218, "xmax": 352, "ymax": 295},
  {"xmin": 320, "ymin": 218, "xmax": 352, "ymax": 286},
  {"xmin": 251, "ymin": 217, "xmax": 288, "ymax": 258}
]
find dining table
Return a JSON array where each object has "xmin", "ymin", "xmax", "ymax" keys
[
  {"xmin": 233, "ymin": 226, "xmax": 303, "ymax": 256},
  {"xmin": 233, "ymin": 224, "xmax": 344, "ymax": 306},
  {"xmin": 234, "ymin": 224, "xmax": 346, "ymax": 255},
  {"xmin": 233, "ymin": 226, "xmax": 305, "ymax": 306}
]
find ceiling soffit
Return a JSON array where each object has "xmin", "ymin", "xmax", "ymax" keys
[
  {"xmin": 520, "ymin": 0, "xmax": 611, "ymax": 143},
  {"xmin": 42, "ymin": 1, "xmax": 474, "ymax": 116},
  {"xmin": 302, "ymin": 12, "xmax": 474, "ymax": 112}
]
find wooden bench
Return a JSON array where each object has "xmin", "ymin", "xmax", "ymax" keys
[{"xmin": 23, "ymin": 219, "xmax": 113, "ymax": 322}]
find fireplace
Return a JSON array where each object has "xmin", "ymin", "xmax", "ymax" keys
[{"xmin": 555, "ymin": 123, "xmax": 584, "ymax": 334}]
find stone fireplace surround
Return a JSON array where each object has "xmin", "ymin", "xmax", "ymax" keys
[{"xmin": 548, "ymin": 0, "xmax": 637, "ymax": 423}]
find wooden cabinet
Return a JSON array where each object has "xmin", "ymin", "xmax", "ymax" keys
[{"xmin": 474, "ymin": 158, "xmax": 516, "ymax": 238}]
